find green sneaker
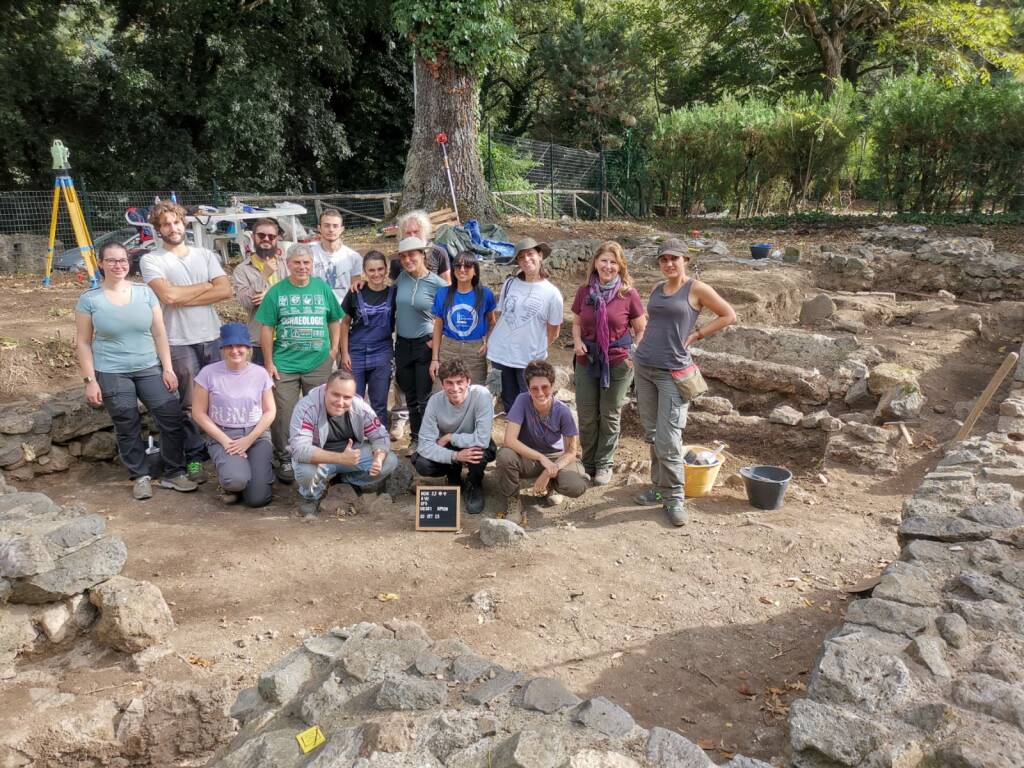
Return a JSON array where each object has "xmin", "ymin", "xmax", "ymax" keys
[
  {"xmin": 634, "ymin": 489, "xmax": 664, "ymax": 506},
  {"xmin": 186, "ymin": 461, "xmax": 207, "ymax": 484}
]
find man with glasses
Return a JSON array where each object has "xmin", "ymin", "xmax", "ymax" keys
[
  {"xmin": 311, "ymin": 208, "xmax": 362, "ymax": 302},
  {"xmin": 141, "ymin": 201, "xmax": 234, "ymax": 484},
  {"xmin": 234, "ymin": 218, "xmax": 286, "ymax": 365}
]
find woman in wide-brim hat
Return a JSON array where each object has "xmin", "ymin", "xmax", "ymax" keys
[
  {"xmin": 632, "ymin": 238, "xmax": 736, "ymax": 527},
  {"xmin": 486, "ymin": 237, "xmax": 565, "ymax": 413},
  {"xmin": 192, "ymin": 322, "xmax": 277, "ymax": 507}
]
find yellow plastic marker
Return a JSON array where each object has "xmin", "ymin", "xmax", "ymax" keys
[{"xmin": 296, "ymin": 725, "xmax": 326, "ymax": 754}]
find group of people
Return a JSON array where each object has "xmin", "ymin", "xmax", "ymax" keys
[{"xmin": 74, "ymin": 202, "xmax": 736, "ymax": 525}]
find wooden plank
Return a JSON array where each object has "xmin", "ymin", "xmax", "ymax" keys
[
  {"xmin": 333, "ymin": 205, "xmax": 382, "ymax": 224},
  {"xmin": 495, "ymin": 196, "xmax": 535, "ymax": 217},
  {"xmin": 954, "ymin": 351, "xmax": 1020, "ymax": 442},
  {"xmin": 571, "ymin": 193, "xmax": 578, "ymax": 219},
  {"xmin": 608, "ymin": 193, "xmax": 632, "ymax": 218}
]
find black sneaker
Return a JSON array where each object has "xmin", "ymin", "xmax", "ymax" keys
[
  {"xmin": 186, "ymin": 461, "xmax": 207, "ymax": 485},
  {"xmin": 299, "ymin": 497, "xmax": 320, "ymax": 518},
  {"xmin": 275, "ymin": 458, "xmax": 295, "ymax": 485},
  {"xmin": 464, "ymin": 482, "xmax": 484, "ymax": 515}
]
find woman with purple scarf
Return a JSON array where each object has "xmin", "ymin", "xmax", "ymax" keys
[
  {"xmin": 340, "ymin": 250, "xmax": 396, "ymax": 428},
  {"xmin": 570, "ymin": 241, "xmax": 646, "ymax": 485}
]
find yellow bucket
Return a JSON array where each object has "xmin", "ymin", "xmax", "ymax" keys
[{"xmin": 683, "ymin": 444, "xmax": 722, "ymax": 498}]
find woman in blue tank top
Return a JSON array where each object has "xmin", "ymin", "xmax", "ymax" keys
[
  {"xmin": 340, "ymin": 250, "xmax": 396, "ymax": 428},
  {"xmin": 632, "ymin": 238, "xmax": 736, "ymax": 526}
]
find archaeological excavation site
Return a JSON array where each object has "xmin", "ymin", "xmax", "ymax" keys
[{"xmin": 2, "ymin": 219, "xmax": 1024, "ymax": 767}]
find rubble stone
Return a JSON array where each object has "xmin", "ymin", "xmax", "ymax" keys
[{"xmin": 89, "ymin": 576, "xmax": 174, "ymax": 653}]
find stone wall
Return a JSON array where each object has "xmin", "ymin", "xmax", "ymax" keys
[
  {"xmin": 0, "ymin": 389, "xmax": 120, "ymax": 481},
  {"xmin": 213, "ymin": 619, "xmax": 771, "ymax": 768},
  {"xmin": 0, "ymin": 234, "xmax": 60, "ymax": 275},
  {"xmin": 784, "ymin": 341, "xmax": 1024, "ymax": 767}
]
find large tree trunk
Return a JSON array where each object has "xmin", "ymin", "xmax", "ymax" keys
[{"xmin": 400, "ymin": 55, "xmax": 497, "ymax": 221}]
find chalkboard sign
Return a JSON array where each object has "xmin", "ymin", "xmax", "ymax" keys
[{"xmin": 415, "ymin": 485, "xmax": 461, "ymax": 532}]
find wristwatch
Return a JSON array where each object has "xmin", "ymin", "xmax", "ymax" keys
[{"xmin": 83, "ymin": 376, "xmax": 95, "ymax": 384}]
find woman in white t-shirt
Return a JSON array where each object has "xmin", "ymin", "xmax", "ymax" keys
[{"xmin": 486, "ymin": 238, "xmax": 564, "ymax": 413}]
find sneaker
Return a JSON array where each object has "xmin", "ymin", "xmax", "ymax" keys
[
  {"xmin": 389, "ymin": 418, "xmax": 407, "ymax": 441},
  {"xmin": 664, "ymin": 500, "xmax": 688, "ymax": 527},
  {"xmin": 132, "ymin": 475, "xmax": 153, "ymax": 501},
  {"xmin": 545, "ymin": 491, "xmax": 566, "ymax": 507},
  {"xmin": 299, "ymin": 497, "xmax": 320, "ymax": 518},
  {"xmin": 635, "ymin": 489, "xmax": 664, "ymax": 506},
  {"xmin": 160, "ymin": 474, "xmax": 198, "ymax": 493},
  {"xmin": 464, "ymin": 482, "xmax": 484, "ymax": 515},
  {"xmin": 592, "ymin": 468, "xmax": 613, "ymax": 486},
  {"xmin": 501, "ymin": 493, "xmax": 522, "ymax": 523},
  {"xmin": 186, "ymin": 461, "xmax": 207, "ymax": 485},
  {"xmin": 275, "ymin": 458, "xmax": 295, "ymax": 485}
]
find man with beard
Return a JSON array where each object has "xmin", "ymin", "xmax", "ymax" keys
[
  {"xmin": 233, "ymin": 217, "xmax": 286, "ymax": 365},
  {"xmin": 310, "ymin": 208, "xmax": 363, "ymax": 302},
  {"xmin": 140, "ymin": 201, "xmax": 234, "ymax": 483}
]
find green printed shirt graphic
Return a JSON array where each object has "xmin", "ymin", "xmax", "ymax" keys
[{"xmin": 254, "ymin": 277, "xmax": 343, "ymax": 373}]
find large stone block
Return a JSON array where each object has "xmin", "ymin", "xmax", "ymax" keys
[
  {"xmin": 10, "ymin": 535, "xmax": 127, "ymax": 604},
  {"xmin": 645, "ymin": 727, "xmax": 712, "ymax": 767},
  {"xmin": 89, "ymin": 576, "xmax": 174, "ymax": 653},
  {"xmin": 43, "ymin": 392, "xmax": 113, "ymax": 443}
]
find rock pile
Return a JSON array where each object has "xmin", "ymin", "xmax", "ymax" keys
[
  {"xmin": 0, "ymin": 483, "xmax": 173, "ymax": 672},
  {"xmin": 0, "ymin": 388, "xmax": 122, "ymax": 481},
  {"xmin": 817, "ymin": 225, "xmax": 1024, "ymax": 300},
  {"xmin": 212, "ymin": 619, "xmax": 769, "ymax": 768},
  {"xmin": 786, "ymin": 342, "xmax": 1024, "ymax": 768}
]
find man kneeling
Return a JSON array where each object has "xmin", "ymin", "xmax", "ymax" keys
[
  {"xmin": 290, "ymin": 369, "xmax": 398, "ymax": 516},
  {"xmin": 496, "ymin": 359, "xmax": 587, "ymax": 525},
  {"xmin": 413, "ymin": 359, "xmax": 496, "ymax": 515}
]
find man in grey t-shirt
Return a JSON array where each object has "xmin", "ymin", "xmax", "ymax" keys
[{"xmin": 140, "ymin": 201, "xmax": 234, "ymax": 481}]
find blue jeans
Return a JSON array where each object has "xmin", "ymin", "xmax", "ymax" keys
[
  {"xmin": 170, "ymin": 340, "xmax": 219, "ymax": 463},
  {"xmin": 633, "ymin": 362, "xmax": 689, "ymax": 502},
  {"xmin": 492, "ymin": 362, "xmax": 527, "ymax": 414},
  {"xmin": 294, "ymin": 446, "xmax": 400, "ymax": 500},
  {"xmin": 96, "ymin": 366, "xmax": 187, "ymax": 479}
]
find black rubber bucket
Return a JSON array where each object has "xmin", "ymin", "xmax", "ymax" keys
[{"xmin": 739, "ymin": 465, "xmax": 793, "ymax": 510}]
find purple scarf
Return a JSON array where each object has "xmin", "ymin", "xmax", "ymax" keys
[{"xmin": 588, "ymin": 275, "xmax": 621, "ymax": 387}]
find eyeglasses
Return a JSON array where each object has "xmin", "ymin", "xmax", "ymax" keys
[
  {"xmin": 454, "ymin": 262, "xmax": 475, "ymax": 270},
  {"xmin": 255, "ymin": 232, "xmax": 278, "ymax": 241},
  {"xmin": 103, "ymin": 259, "xmax": 129, "ymax": 266}
]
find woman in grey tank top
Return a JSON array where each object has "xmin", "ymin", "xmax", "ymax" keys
[{"xmin": 632, "ymin": 238, "xmax": 736, "ymax": 526}]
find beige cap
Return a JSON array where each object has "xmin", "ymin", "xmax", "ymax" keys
[{"xmin": 397, "ymin": 236, "xmax": 427, "ymax": 254}]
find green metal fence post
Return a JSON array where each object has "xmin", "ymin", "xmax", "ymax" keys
[
  {"xmin": 549, "ymin": 135, "xmax": 555, "ymax": 219},
  {"xmin": 79, "ymin": 175, "xmax": 95, "ymax": 234}
]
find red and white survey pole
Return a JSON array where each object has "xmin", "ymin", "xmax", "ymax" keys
[{"xmin": 435, "ymin": 132, "xmax": 460, "ymax": 223}]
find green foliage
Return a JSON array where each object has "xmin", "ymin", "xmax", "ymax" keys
[
  {"xmin": 481, "ymin": 137, "xmax": 535, "ymax": 191},
  {"xmin": 393, "ymin": 0, "xmax": 516, "ymax": 74},
  {"xmin": 868, "ymin": 74, "xmax": 1024, "ymax": 212}
]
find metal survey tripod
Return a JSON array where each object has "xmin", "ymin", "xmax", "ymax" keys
[{"xmin": 43, "ymin": 140, "xmax": 98, "ymax": 287}]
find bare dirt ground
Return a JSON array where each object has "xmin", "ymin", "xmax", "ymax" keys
[{"xmin": 3, "ymin": 218, "xmax": 1023, "ymax": 764}]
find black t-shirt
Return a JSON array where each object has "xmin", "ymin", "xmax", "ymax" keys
[
  {"xmin": 324, "ymin": 413, "xmax": 357, "ymax": 452},
  {"xmin": 388, "ymin": 243, "xmax": 451, "ymax": 281},
  {"xmin": 341, "ymin": 285, "xmax": 396, "ymax": 332}
]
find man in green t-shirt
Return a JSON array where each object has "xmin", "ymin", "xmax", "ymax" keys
[{"xmin": 256, "ymin": 244, "xmax": 344, "ymax": 483}]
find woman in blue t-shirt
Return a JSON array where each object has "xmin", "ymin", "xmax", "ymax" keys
[
  {"xmin": 74, "ymin": 242, "xmax": 195, "ymax": 501},
  {"xmin": 429, "ymin": 252, "xmax": 496, "ymax": 387}
]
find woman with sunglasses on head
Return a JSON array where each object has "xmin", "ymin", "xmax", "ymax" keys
[
  {"xmin": 632, "ymin": 239, "xmax": 735, "ymax": 527},
  {"xmin": 570, "ymin": 241, "xmax": 646, "ymax": 486},
  {"xmin": 75, "ymin": 242, "xmax": 196, "ymax": 501},
  {"xmin": 428, "ymin": 251, "xmax": 497, "ymax": 387},
  {"xmin": 339, "ymin": 250, "xmax": 396, "ymax": 428}
]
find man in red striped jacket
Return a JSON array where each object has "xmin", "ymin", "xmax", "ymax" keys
[{"xmin": 289, "ymin": 369, "xmax": 398, "ymax": 516}]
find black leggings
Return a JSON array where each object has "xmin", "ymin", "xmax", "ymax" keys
[{"xmin": 394, "ymin": 335, "xmax": 433, "ymax": 441}]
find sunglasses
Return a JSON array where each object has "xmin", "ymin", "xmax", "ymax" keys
[
  {"xmin": 255, "ymin": 232, "xmax": 278, "ymax": 241},
  {"xmin": 454, "ymin": 261, "xmax": 475, "ymax": 270}
]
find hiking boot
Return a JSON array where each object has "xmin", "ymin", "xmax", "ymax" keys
[
  {"xmin": 592, "ymin": 467, "xmax": 613, "ymax": 486},
  {"xmin": 186, "ymin": 460, "xmax": 207, "ymax": 484},
  {"xmin": 635, "ymin": 489, "xmax": 665, "ymax": 506},
  {"xmin": 299, "ymin": 497, "xmax": 320, "ymax": 518},
  {"xmin": 664, "ymin": 499, "xmax": 688, "ymax": 527},
  {"xmin": 275, "ymin": 458, "xmax": 295, "ymax": 485},
  {"xmin": 220, "ymin": 490, "xmax": 239, "ymax": 505},
  {"xmin": 500, "ymin": 493, "xmax": 521, "ymax": 523},
  {"xmin": 464, "ymin": 482, "xmax": 484, "ymax": 515},
  {"xmin": 160, "ymin": 474, "xmax": 198, "ymax": 493},
  {"xmin": 545, "ymin": 491, "xmax": 566, "ymax": 507},
  {"xmin": 132, "ymin": 475, "xmax": 153, "ymax": 501}
]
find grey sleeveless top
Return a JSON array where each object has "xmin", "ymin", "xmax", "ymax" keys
[{"xmin": 634, "ymin": 279, "xmax": 700, "ymax": 370}]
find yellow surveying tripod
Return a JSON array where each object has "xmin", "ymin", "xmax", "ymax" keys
[{"xmin": 43, "ymin": 140, "xmax": 99, "ymax": 287}]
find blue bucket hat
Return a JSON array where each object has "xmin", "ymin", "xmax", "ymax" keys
[{"xmin": 218, "ymin": 322, "xmax": 253, "ymax": 348}]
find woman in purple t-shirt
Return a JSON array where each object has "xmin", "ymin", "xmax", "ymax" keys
[
  {"xmin": 192, "ymin": 323, "xmax": 276, "ymax": 507},
  {"xmin": 571, "ymin": 241, "xmax": 646, "ymax": 486}
]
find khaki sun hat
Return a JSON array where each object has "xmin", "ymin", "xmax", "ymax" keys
[
  {"xmin": 397, "ymin": 236, "xmax": 427, "ymax": 254},
  {"xmin": 514, "ymin": 237, "xmax": 552, "ymax": 260}
]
